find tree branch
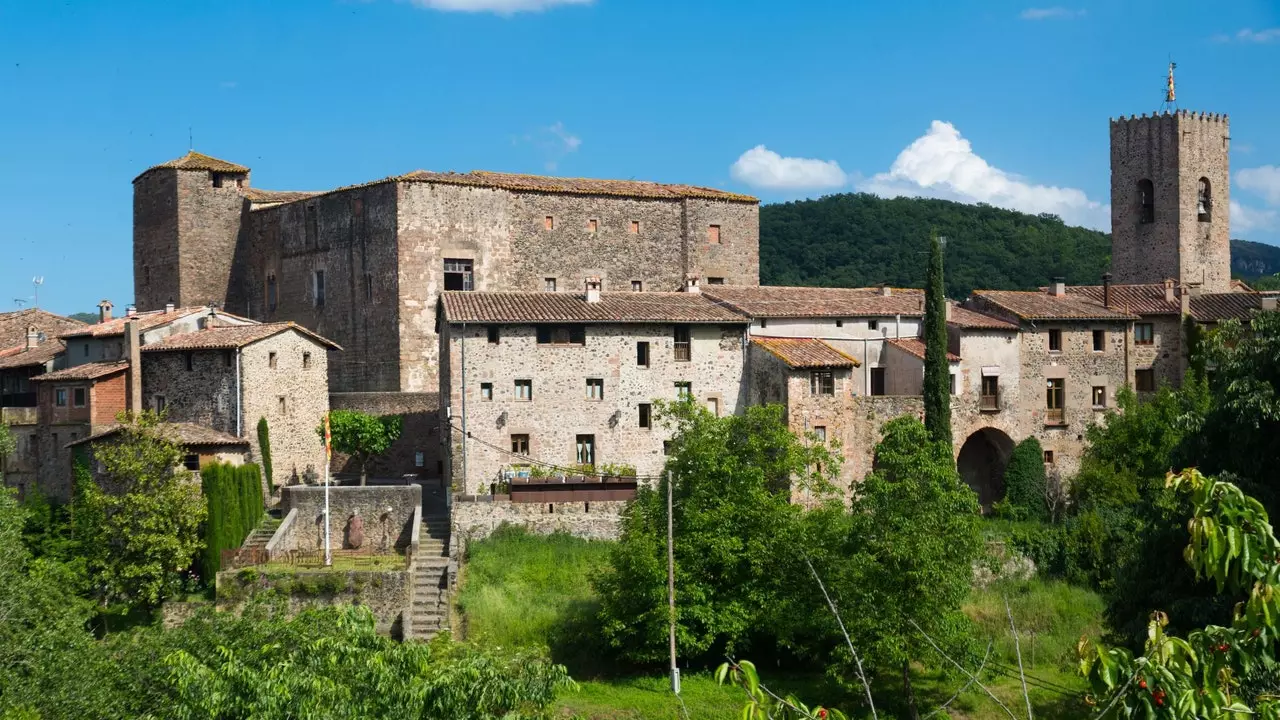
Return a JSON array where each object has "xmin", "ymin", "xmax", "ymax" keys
[
  {"xmin": 923, "ymin": 641, "xmax": 993, "ymax": 720},
  {"xmin": 908, "ymin": 618, "xmax": 1019, "ymax": 720},
  {"xmin": 804, "ymin": 556, "xmax": 878, "ymax": 720},
  {"xmin": 1004, "ymin": 594, "xmax": 1034, "ymax": 720}
]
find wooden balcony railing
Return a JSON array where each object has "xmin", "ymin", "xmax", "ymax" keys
[
  {"xmin": 1045, "ymin": 408, "xmax": 1066, "ymax": 425},
  {"xmin": 980, "ymin": 393, "xmax": 999, "ymax": 411},
  {"xmin": 673, "ymin": 342, "xmax": 691, "ymax": 362}
]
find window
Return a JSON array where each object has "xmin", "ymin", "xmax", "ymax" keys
[
  {"xmin": 949, "ymin": 373, "xmax": 956, "ymax": 395},
  {"xmin": 536, "ymin": 325, "xmax": 586, "ymax": 345},
  {"xmin": 185, "ymin": 351, "xmax": 194, "ymax": 371},
  {"xmin": 55, "ymin": 388, "xmax": 67, "ymax": 407},
  {"xmin": 1092, "ymin": 385, "xmax": 1107, "ymax": 408},
  {"xmin": 1045, "ymin": 378, "xmax": 1065, "ymax": 424},
  {"xmin": 631, "ymin": 280, "xmax": 643, "ymax": 292},
  {"xmin": 981, "ymin": 375, "xmax": 999, "ymax": 410},
  {"xmin": 313, "ymin": 270, "xmax": 326, "ymax": 307},
  {"xmin": 269, "ymin": 351, "xmax": 278, "ymax": 369},
  {"xmin": 277, "ymin": 395, "xmax": 288, "ymax": 414},
  {"xmin": 1135, "ymin": 368, "xmax": 1156, "ymax": 392},
  {"xmin": 1198, "ymin": 177, "xmax": 1212, "ymax": 221},
  {"xmin": 154, "ymin": 395, "xmax": 167, "ymax": 412},
  {"xmin": 544, "ymin": 216, "xmax": 554, "ymax": 231},
  {"xmin": 673, "ymin": 325, "xmax": 691, "ymax": 361},
  {"xmin": 83, "ymin": 343, "xmax": 89, "ymax": 358},
  {"xmin": 1043, "ymin": 450, "xmax": 1055, "ymax": 465},
  {"xmin": 707, "ymin": 397, "xmax": 720, "ymax": 416},
  {"xmin": 487, "ymin": 326, "xmax": 500, "ymax": 344},
  {"xmin": 760, "ymin": 318, "xmax": 768, "ymax": 329},
  {"xmin": 511, "ymin": 434, "xmax": 529, "ymax": 455},
  {"xmin": 302, "ymin": 352, "xmax": 312, "ymax": 369},
  {"xmin": 544, "ymin": 278, "xmax": 557, "ymax": 292},
  {"xmin": 1134, "ymin": 323, "xmax": 1154, "ymax": 345},
  {"xmin": 586, "ymin": 378, "xmax": 604, "ymax": 401},
  {"xmin": 835, "ymin": 319, "xmax": 844, "ymax": 328},
  {"xmin": 480, "ymin": 382, "xmax": 493, "ymax": 401},
  {"xmin": 212, "ymin": 173, "xmax": 224, "ymax": 188},
  {"xmin": 443, "ymin": 259, "xmax": 474, "ymax": 291},
  {"xmin": 143, "ymin": 265, "xmax": 150, "ymax": 286},
  {"xmin": 707, "ymin": 224, "xmax": 721, "ymax": 244},
  {"xmin": 587, "ymin": 219, "xmax": 598, "ymax": 233},
  {"xmin": 639, "ymin": 403, "xmax": 652, "ymax": 428},
  {"xmin": 637, "ymin": 341, "xmax": 650, "ymax": 367},
  {"xmin": 707, "ymin": 277, "xmax": 725, "ymax": 285},
  {"xmin": 1138, "ymin": 179, "xmax": 1155, "ymax": 224},
  {"xmin": 868, "ymin": 320, "xmax": 879, "ymax": 331},
  {"xmin": 73, "ymin": 388, "xmax": 85, "ymax": 408},
  {"xmin": 576, "ymin": 435, "xmax": 595, "ymax": 466},
  {"xmin": 675, "ymin": 381, "xmax": 692, "ymax": 399},
  {"xmin": 1093, "ymin": 329, "xmax": 1105, "ymax": 352},
  {"xmin": 515, "ymin": 379, "xmax": 532, "ymax": 401},
  {"xmin": 306, "ymin": 205, "xmax": 318, "ymax": 247},
  {"xmin": 663, "ymin": 441, "xmax": 672, "ymax": 455},
  {"xmin": 629, "ymin": 220, "xmax": 640, "ymax": 234},
  {"xmin": 1048, "ymin": 329, "xmax": 1062, "ymax": 352},
  {"xmin": 364, "ymin": 272, "xmax": 373, "ymax": 302},
  {"xmin": 870, "ymin": 368, "xmax": 886, "ymax": 396},
  {"xmin": 183, "ymin": 453, "xmax": 201, "ymax": 471},
  {"xmin": 810, "ymin": 370, "xmax": 834, "ymax": 395},
  {"xmin": 223, "ymin": 350, "xmax": 233, "ymax": 368},
  {"xmin": 813, "ymin": 426, "xmax": 827, "ymax": 443},
  {"xmin": 267, "ymin": 273, "xmax": 278, "ymax": 312}
]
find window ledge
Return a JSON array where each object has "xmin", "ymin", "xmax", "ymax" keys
[{"xmin": 1044, "ymin": 421, "xmax": 1068, "ymax": 428}]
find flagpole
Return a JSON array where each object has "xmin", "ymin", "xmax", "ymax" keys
[{"xmin": 324, "ymin": 413, "xmax": 332, "ymax": 567}]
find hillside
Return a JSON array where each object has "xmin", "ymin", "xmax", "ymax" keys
[{"xmin": 759, "ymin": 193, "xmax": 1279, "ymax": 296}]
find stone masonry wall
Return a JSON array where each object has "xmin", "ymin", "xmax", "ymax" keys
[
  {"xmin": 442, "ymin": 321, "xmax": 748, "ymax": 494},
  {"xmin": 329, "ymin": 392, "xmax": 443, "ymax": 481},
  {"xmin": 133, "ymin": 169, "xmax": 181, "ymax": 312},
  {"xmin": 142, "ymin": 351, "xmax": 238, "ymax": 431},
  {"xmin": 1134, "ymin": 316, "xmax": 1184, "ymax": 390},
  {"xmin": 217, "ymin": 567, "xmax": 410, "ymax": 637},
  {"xmin": 683, "ymin": 198, "xmax": 760, "ymax": 286},
  {"xmin": 451, "ymin": 496, "xmax": 627, "ymax": 558},
  {"xmin": 278, "ymin": 484, "xmax": 420, "ymax": 552},
  {"xmin": 239, "ymin": 332, "xmax": 331, "ymax": 489}
]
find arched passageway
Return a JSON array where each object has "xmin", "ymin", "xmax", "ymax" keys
[{"xmin": 957, "ymin": 428, "xmax": 1015, "ymax": 509}]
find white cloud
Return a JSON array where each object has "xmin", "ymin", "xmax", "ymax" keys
[
  {"xmin": 1237, "ymin": 166, "xmax": 1280, "ymax": 206},
  {"xmin": 1020, "ymin": 7, "xmax": 1085, "ymax": 20},
  {"xmin": 1214, "ymin": 27, "xmax": 1280, "ymax": 43},
  {"xmin": 513, "ymin": 122, "xmax": 581, "ymax": 171},
  {"xmin": 1231, "ymin": 200, "xmax": 1278, "ymax": 233},
  {"xmin": 408, "ymin": 0, "xmax": 591, "ymax": 14},
  {"xmin": 729, "ymin": 146, "xmax": 848, "ymax": 191},
  {"xmin": 858, "ymin": 120, "xmax": 1108, "ymax": 229}
]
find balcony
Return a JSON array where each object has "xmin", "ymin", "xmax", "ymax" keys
[
  {"xmin": 673, "ymin": 342, "xmax": 691, "ymax": 362},
  {"xmin": 980, "ymin": 393, "xmax": 999, "ymax": 411},
  {"xmin": 1045, "ymin": 408, "xmax": 1066, "ymax": 426}
]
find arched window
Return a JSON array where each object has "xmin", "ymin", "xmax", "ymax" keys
[
  {"xmin": 1138, "ymin": 179, "xmax": 1155, "ymax": 224},
  {"xmin": 1198, "ymin": 177, "xmax": 1212, "ymax": 221}
]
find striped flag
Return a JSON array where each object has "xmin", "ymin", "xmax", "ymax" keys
[{"xmin": 323, "ymin": 413, "xmax": 332, "ymax": 461}]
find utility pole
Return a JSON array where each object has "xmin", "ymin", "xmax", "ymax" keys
[
  {"xmin": 667, "ymin": 469, "xmax": 680, "ymax": 694},
  {"xmin": 460, "ymin": 323, "xmax": 468, "ymax": 489}
]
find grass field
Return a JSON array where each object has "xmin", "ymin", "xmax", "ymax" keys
[{"xmin": 456, "ymin": 527, "xmax": 1101, "ymax": 720}]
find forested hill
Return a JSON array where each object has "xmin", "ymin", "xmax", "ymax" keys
[{"xmin": 759, "ymin": 193, "xmax": 1280, "ymax": 297}]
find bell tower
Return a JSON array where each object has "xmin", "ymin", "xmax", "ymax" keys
[{"xmin": 1109, "ymin": 65, "xmax": 1231, "ymax": 292}]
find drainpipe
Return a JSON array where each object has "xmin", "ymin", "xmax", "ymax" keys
[
  {"xmin": 460, "ymin": 322, "xmax": 467, "ymax": 493},
  {"xmin": 235, "ymin": 348, "xmax": 242, "ymax": 437}
]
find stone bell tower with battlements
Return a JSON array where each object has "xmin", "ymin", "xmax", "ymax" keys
[
  {"xmin": 133, "ymin": 151, "xmax": 250, "ymax": 311},
  {"xmin": 1109, "ymin": 105, "xmax": 1232, "ymax": 293}
]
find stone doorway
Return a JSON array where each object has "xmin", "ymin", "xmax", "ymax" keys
[{"xmin": 957, "ymin": 428, "xmax": 1015, "ymax": 510}]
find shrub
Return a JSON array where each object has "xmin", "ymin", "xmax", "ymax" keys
[
  {"xmin": 1003, "ymin": 436, "xmax": 1048, "ymax": 521},
  {"xmin": 257, "ymin": 417, "xmax": 274, "ymax": 493},
  {"xmin": 199, "ymin": 462, "xmax": 265, "ymax": 576}
]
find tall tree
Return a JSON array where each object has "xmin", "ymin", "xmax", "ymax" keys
[
  {"xmin": 922, "ymin": 230, "xmax": 952, "ymax": 449},
  {"xmin": 0, "ymin": 422, "xmax": 14, "ymax": 480},
  {"xmin": 320, "ymin": 411, "xmax": 403, "ymax": 486}
]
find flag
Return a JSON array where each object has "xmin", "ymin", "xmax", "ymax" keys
[{"xmin": 323, "ymin": 413, "xmax": 331, "ymax": 461}]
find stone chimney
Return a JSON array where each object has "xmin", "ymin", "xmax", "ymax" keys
[
  {"xmin": 944, "ymin": 300, "xmax": 954, "ymax": 321},
  {"xmin": 1102, "ymin": 273, "xmax": 1112, "ymax": 308},
  {"xmin": 879, "ymin": 285, "xmax": 892, "ymax": 297},
  {"xmin": 124, "ymin": 318, "xmax": 142, "ymax": 416},
  {"xmin": 684, "ymin": 274, "xmax": 701, "ymax": 294},
  {"xmin": 25, "ymin": 325, "xmax": 39, "ymax": 351},
  {"xmin": 1263, "ymin": 296, "xmax": 1278, "ymax": 312},
  {"xmin": 1180, "ymin": 284, "xmax": 1191, "ymax": 316},
  {"xmin": 584, "ymin": 276, "xmax": 602, "ymax": 303},
  {"xmin": 1164, "ymin": 279, "xmax": 1176, "ymax": 303},
  {"xmin": 165, "ymin": 299, "xmax": 175, "ymax": 314},
  {"xmin": 1188, "ymin": 282, "xmax": 1204, "ymax": 297},
  {"xmin": 125, "ymin": 305, "xmax": 137, "ymax": 317},
  {"xmin": 1049, "ymin": 277, "xmax": 1066, "ymax": 297},
  {"xmin": 97, "ymin": 299, "xmax": 113, "ymax": 324}
]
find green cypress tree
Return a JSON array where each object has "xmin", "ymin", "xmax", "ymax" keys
[
  {"xmin": 923, "ymin": 230, "xmax": 953, "ymax": 450},
  {"xmin": 200, "ymin": 463, "xmax": 224, "ymax": 576},
  {"xmin": 257, "ymin": 417, "xmax": 274, "ymax": 493},
  {"xmin": 1003, "ymin": 436, "xmax": 1048, "ymax": 521}
]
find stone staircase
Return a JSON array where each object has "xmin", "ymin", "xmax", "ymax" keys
[
  {"xmin": 404, "ymin": 508, "xmax": 451, "ymax": 641},
  {"xmin": 242, "ymin": 516, "xmax": 282, "ymax": 553}
]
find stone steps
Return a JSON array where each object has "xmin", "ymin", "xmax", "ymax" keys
[
  {"xmin": 241, "ymin": 518, "xmax": 282, "ymax": 551},
  {"xmin": 404, "ymin": 518, "xmax": 452, "ymax": 642}
]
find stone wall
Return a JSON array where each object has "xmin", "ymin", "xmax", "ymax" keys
[
  {"xmin": 1133, "ymin": 315, "xmax": 1184, "ymax": 390},
  {"xmin": 451, "ymin": 495, "xmax": 627, "ymax": 558},
  {"xmin": 277, "ymin": 484, "xmax": 420, "ymax": 552},
  {"xmin": 142, "ymin": 350, "xmax": 238, "ymax": 431},
  {"xmin": 329, "ymin": 392, "xmax": 443, "ymax": 481},
  {"xmin": 133, "ymin": 169, "xmax": 181, "ymax": 312},
  {"xmin": 239, "ymin": 331, "xmax": 331, "ymax": 489},
  {"xmin": 216, "ymin": 567, "xmax": 410, "ymax": 637}
]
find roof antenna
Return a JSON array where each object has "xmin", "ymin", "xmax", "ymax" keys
[
  {"xmin": 1160, "ymin": 60, "xmax": 1178, "ymax": 113},
  {"xmin": 31, "ymin": 276, "xmax": 43, "ymax": 308},
  {"xmin": 189, "ymin": 126, "xmax": 193, "ymax": 151}
]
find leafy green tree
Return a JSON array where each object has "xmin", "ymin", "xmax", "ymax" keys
[
  {"xmin": 319, "ymin": 410, "xmax": 403, "ymax": 486},
  {"xmin": 74, "ymin": 411, "xmax": 207, "ymax": 610},
  {"xmin": 0, "ymin": 422, "xmax": 14, "ymax": 477},
  {"xmin": 1002, "ymin": 436, "xmax": 1048, "ymax": 521},
  {"xmin": 922, "ymin": 230, "xmax": 951, "ymax": 449},
  {"xmin": 595, "ymin": 400, "xmax": 842, "ymax": 664},
  {"xmin": 256, "ymin": 417, "xmax": 274, "ymax": 493}
]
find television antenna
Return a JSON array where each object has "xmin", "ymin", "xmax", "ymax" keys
[
  {"xmin": 12, "ymin": 298, "xmax": 27, "ymax": 309},
  {"xmin": 31, "ymin": 277, "xmax": 44, "ymax": 308}
]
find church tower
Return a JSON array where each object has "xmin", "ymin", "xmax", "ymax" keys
[{"xmin": 1109, "ymin": 73, "xmax": 1231, "ymax": 291}]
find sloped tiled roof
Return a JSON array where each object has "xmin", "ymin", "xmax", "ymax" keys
[
  {"xmin": 141, "ymin": 322, "xmax": 341, "ymax": 351},
  {"xmin": 972, "ymin": 291, "xmax": 1138, "ymax": 321},
  {"xmin": 0, "ymin": 308, "xmax": 84, "ymax": 348},
  {"xmin": 751, "ymin": 337, "xmax": 861, "ymax": 369},
  {"xmin": 1067, "ymin": 283, "xmax": 1264, "ymax": 322},
  {"xmin": 947, "ymin": 306, "xmax": 1018, "ymax": 331},
  {"xmin": 439, "ymin": 291, "xmax": 748, "ymax": 324},
  {"xmin": 242, "ymin": 188, "xmax": 323, "ymax": 204},
  {"xmin": 31, "ymin": 360, "xmax": 128, "ymax": 382},
  {"xmin": 60, "ymin": 307, "xmax": 211, "ymax": 339},
  {"xmin": 0, "ymin": 340, "xmax": 64, "ymax": 370},
  {"xmin": 135, "ymin": 151, "xmax": 248, "ymax": 180},
  {"xmin": 1190, "ymin": 293, "xmax": 1264, "ymax": 322},
  {"xmin": 67, "ymin": 422, "xmax": 249, "ymax": 449},
  {"xmin": 887, "ymin": 337, "xmax": 960, "ymax": 362},
  {"xmin": 704, "ymin": 285, "xmax": 925, "ymax": 318}
]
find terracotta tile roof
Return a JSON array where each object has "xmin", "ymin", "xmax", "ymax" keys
[
  {"xmin": 1190, "ymin": 293, "xmax": 1264, "ymax": 322},
  {"xmin": 32, "ymin": 360, "xmax": 128, "ymax": 382},
  {"xmin": 751, "ymin": 337, "xmax": 860, "ymax": 369},
  {"xmin": 947, "ymin": 306, "xmax": 1018, "ymax": 330},
  {"xmin": 704, "ymin": 285, "xmax": 925, "ymax": 318},
  {"xmin": 439, "ymin": 291, "xmax": 748, "ymax": 324},
  {"xmin": 0, "ymin": 340, "xmax": 64, "ymax": 370},
  {"xmin": 887, "ymin": 337, "xmax": 960, "ymax": 362},
  {"xmin": 141, "ymin": 322, "xmax": 342, "ymax": 351},
  {"xmin": 242, "ymin": 188, "xmax": 323, "ymax": 204},
  {"xmin": 1066, "ymin": 284, "xmax": 1180, "ymax": 315},
  {"xmin": 67, "ymin": 422, "xmax": 249, "ymax": 449},
  {"xmin": 60, "ymin": 307, "xmax": 210, "ymax": 339},
  {"xmin": 0, "ymin": 309, "xmax": 85, "ymax": 348},
  {"xmin": 135, "ymin": 151, "xmax": 248, "ymax": 180},
  {"xmin": 971, "ymin": 291, "xmax": 1138, "ymax": 321}
]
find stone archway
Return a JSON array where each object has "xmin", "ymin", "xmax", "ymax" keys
[{"xmin": 957, "ymin": 428, "xmax": 1016, "ymax": 510}]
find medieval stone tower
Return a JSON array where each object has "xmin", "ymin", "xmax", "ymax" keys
[
  {"xmin": 1109, "ymin": 110, "xmax": 1231, "ymax": 292},
  {"xmin": 133, "ymin": 151, "xmax": 250, "ymax": 311}
]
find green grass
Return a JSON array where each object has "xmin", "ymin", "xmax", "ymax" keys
[{"xmin": 256, "ymin": 553, "xmax": 407, "ymax": 572}]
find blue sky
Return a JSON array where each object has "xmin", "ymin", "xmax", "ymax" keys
[{"xmin": 1, "ymin": 0, "xmax": 1278, "ymax": 315}]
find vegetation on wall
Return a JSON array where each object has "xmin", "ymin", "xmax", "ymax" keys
[{"xmin": 1001, "ymin": 436, "xmax": 1049, "ymax": 522}]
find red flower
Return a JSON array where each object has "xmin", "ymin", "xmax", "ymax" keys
[{"xmin": 817, "ymin": 710, "xmax": 828, "ymax": 719}]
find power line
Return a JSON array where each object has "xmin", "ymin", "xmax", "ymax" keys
[{"xmin": 445, "ymin": 420, "xmax": 667, "ymax": 481}]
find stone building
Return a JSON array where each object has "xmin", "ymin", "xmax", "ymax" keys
[{"xmin": 67, "ymin": 422, "xmax": 251, "ymax": 488}]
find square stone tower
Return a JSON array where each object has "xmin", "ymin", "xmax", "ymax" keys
[{"xmin": 1109, "ymin": 111, "xmax": 1231, "ymax": 292}]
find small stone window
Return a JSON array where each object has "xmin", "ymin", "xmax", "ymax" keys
[
  {"xmin": 707, "ymin": 397, "xmax": 720, "ymax": 416},
  {"xmin": 269, "ymin": 352, "xmax": 278, "ymax": 369},
  {"xmin": 511, "ymin": 434, "xmax": 529, "ymax": 454},
  {"xmin": 364, "ymin": 273, "xmax": 373, "ymax": 302},
  {"xmin": 480, "ymin": 382, "xmax": 493, "ymax": 401},
  {"xmin": 706, "ymin": 277, "xmax": 725, "ymax": 285},
  {"xmin": 675, "ymin": 381, "xmax": 692, "ymax": 399},
  {"xmin": 223, "ymin": 350, "xmax": 234, "ymax": 368},
  {"xmin": 708, "ymin": 224, "xmax": 721, "ymax": 244},
  {"xmin": 184, "ymin": 453, "xmax": 201, "ymax": 471},
  {"xmin": 313, "ymin": 270, "xmax": 326, "ymax": 308},
  {"xmin": 629, "ymin": 221, "xmax": 640, "ymax": 234},
  {"xmin": 514, "ymin": 379, "xmax": 533, "ymax": 402},
  {"xmin": 673, "ymin": 325, "xmax": 691, "ymax": 361},
  {"xmin": 1138, "ymin": 179, "xmax": 1155, "ymax": 224},
  {"xmin": 587, "ymin": 219, "xmax": 598, "ymax": 233},
  {"xmin": 267, "ymin": 273, "xmax": 278, "ymax": 312},
  {"xmin": 154, "ymin": 395, "xmax": 167, "ymax": 413},
  {"xmin": 836, "ymin": 319, "xmax": 844, "ymax": 328},
  {"xmin": 868, "ymin": 320, "xmax": 879, "ymax": 331},
  {"xmin": 544, "ymin": 216, "xmax": 554, "ymax": 231},
  {"xmin": 1092, "ymin": 385, "xmax": 1107, "ymax": 408},
  {"xmin": 83, "ymin": 343, "xmax": 89, "ymax": 358},
  {"xmin": 813, "ymin": 426, "xmax": 827, "ymax": 443},
  {"xmin": 631, "ymin": 280, "xmax": 643, "ymax": 292},
  {"xmin": 1134, "ymin": 323, "xmax": 1154, "ymax": 345},
  {"xmin": 575, "ymin": 435, "xmax": 595, "ymax": 466},
  {"xmin": 639, "ymin": 403, "xmax": 651, "ymax": 428},
  {"xmin": 636, "ymin": 341, "xmax": 650, "ymax": 367},
  {"xmin": 72, "ymin": 387, "xmax": 86, "ymax": 408},
  {"xmin": 1135, "ymin": 368, "xmax": 1156, "ymax": 392},
  {"xmin": 303, "ymin": 352, "xmax": 312, "ymax": 369},
  {"xmin": 212, "ymin": 173, "xmax": 224, "ymax": 188},
  {"xmin": 586, "ymin": 378, "xmax": 604, "ymax": 401},
  {"xmin": 1198, "ymin": 177, "xmax": 1212, "ymax": 222},
  {"xmin": 1092, "ymin": 329, "xmax": 1105, "ymax": 352},
  {"xmin": 487, "ymin": 326, "xmax": 500, "ymax": 344},
  {"xmin": 810, "ymin": 371, "xmax": 834, "ymax": 396},
  {"xmin": 443, "ymin": 259, "xmax": 474, "ymax": 292},
  {"xmin": 544, "ymin": 277, "xmax": 557, "ymax": 292},
  {"xmin": 1048, "ymin": 329, "xmax": 1062, "ymax": 352},
  {"xmin": 1043, "ymin": 450, "xmax": 1055, "ymax": 465},
  {"xmin": 185, "ymin": 351, "xmax": 194, "ymax": 371},
  {"xmin": 536, "ymin": 325, "xmax": 585, "ymax": 345}
]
